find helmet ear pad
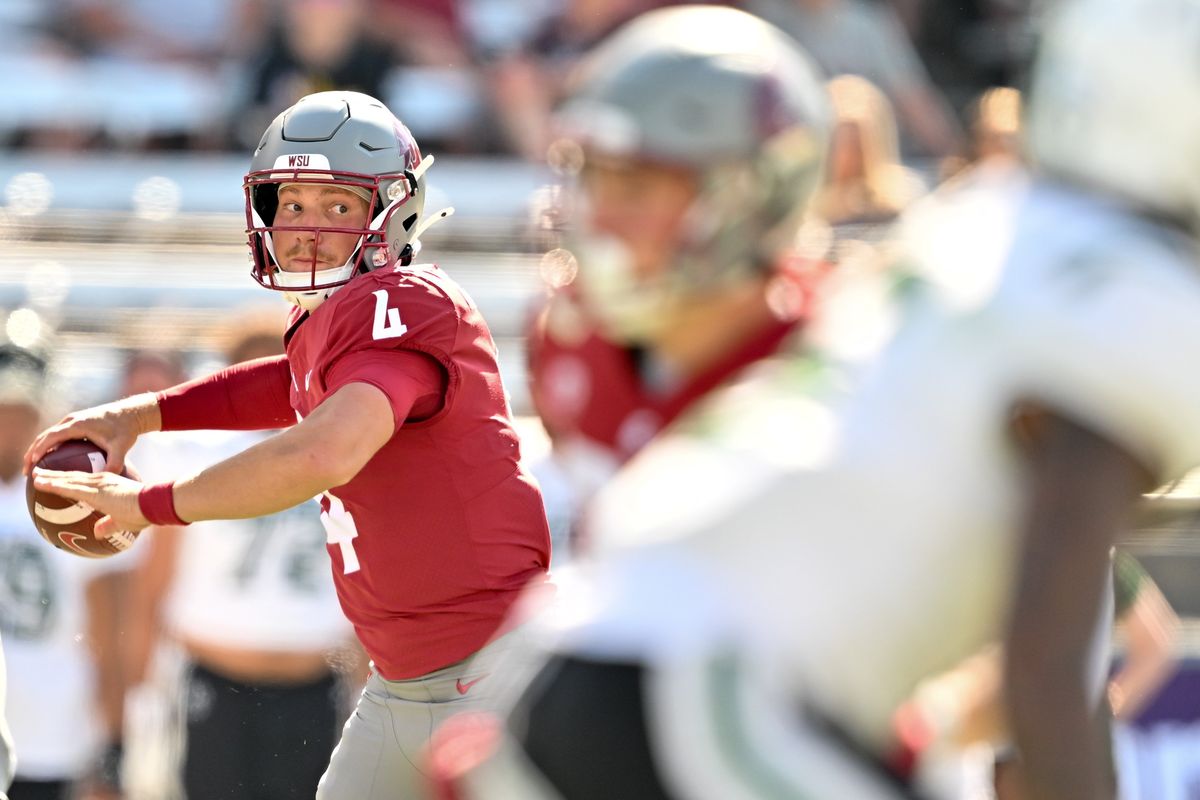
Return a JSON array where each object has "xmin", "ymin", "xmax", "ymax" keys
[{"xmin": 253, "ymin": 183, "xmax": 280, "ymax": 227}]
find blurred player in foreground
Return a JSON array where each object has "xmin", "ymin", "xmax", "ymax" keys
[
  {"xmin": 27, "ymin": 91, "xmax": 551, "ymax": 800},
  {"xmin": 524, "ymin": 3, "xmax": 832, "ymax": 556},
  {"xmin": 432, "ymin": 0, "xmax": 1200, "ymax": 798}
]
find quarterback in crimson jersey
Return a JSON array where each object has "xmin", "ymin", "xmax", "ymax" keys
[
  {"xmin": 27, "ymin": 91, "xmax": 550, "ymax": 800},
  {"xmin": 286, "ymin": 264, "xmax": 549, "ymax": 678}
]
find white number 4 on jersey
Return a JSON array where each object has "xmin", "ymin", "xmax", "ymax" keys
[{"xmin": 372, "ymin": 289, "xmax": 408, "ymax": 340}]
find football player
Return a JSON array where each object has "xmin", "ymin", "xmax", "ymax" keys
[
  {"xmin": 27, "ymin": 91, "xmax": 551, "ymax": 800},
  {"xmin": 523, "ymin": 2, "xmax": 833, "ymax": 551},
  {"xmin": 432, "ymin": 0, "xmax": 1200, "ymax": 797}
]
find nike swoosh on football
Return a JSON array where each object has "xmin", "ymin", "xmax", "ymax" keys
[
  {"xmin": 455, "ymin": 676, "xmax": 485, "ymax": 695},
  {"xmin": 57, "ymin": 531, "xmax": 95, "ymax": 556}
]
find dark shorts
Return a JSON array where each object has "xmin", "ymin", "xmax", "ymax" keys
[
  {"xmin": 182, "ymin": 662, "xmax": 341, "ymax": 800},
  {"xmin": 512, "ymin": 655, "xmax": 928, "ymax": 800},
  {"xmin": 7, "ymin": 780, "xmax": 69, "ymax": 800},
  {"xmin": 514, "ymin": 657, "xmax": 679, "ymax": 800}
]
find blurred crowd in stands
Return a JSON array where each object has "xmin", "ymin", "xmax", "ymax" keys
[{"xmin": 0, "ymin": 0, "xmax": 1035, "ymax": 164}]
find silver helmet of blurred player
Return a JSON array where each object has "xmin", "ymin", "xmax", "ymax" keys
[
  {"xmin": 550, "ymin": 5, "xmax": 830, "ymax": 343},
  {"xmin": 244, "ymin": 91, "xmax": 452, "ymax": 311},
  {"xmin": 1026, "ymin": 0, "xmax": 1200, "ymax": 235}
]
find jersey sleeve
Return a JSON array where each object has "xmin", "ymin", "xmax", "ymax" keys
[
  {"xmin": 314, "ymin": 273, "xmax": 462, "ymax": 429},
  {"xmin": 324, "ymin": 349, "xmax": 446, "ymax": 431},
  {"xmin": 157, "ymin": 356, "xmax": 294, "ymax": 431},
  {"xmin": 1006, "ymin": 243, "xmax": 1200, "ymax": 483}
]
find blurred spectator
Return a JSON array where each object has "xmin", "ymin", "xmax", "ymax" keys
[
  {"xmin": 0, "ymin": 0, "xmax": 46, "ymax": 33},
  {"xmin": 744, "ymin": 0, "xmax": 965, "ymax": 159},
  {"xmin": 907, "ymin": 0, "xmax": 1036, "ymax": 120},
  {"xmin": 233, "ymin": 0, "xmax": 399, "ymax": 151},
  {"xmin": 939, "ymin": 85, "xmax": 1025, "ymax": 183},
  {"xmin": 371, "ymin": 0, "xmax": 469, "ymax": 67},
  {"xmin": 53, "ymin": 0, "xmax": 264, "ymax": 67},
  {"xmin": 372, "ymin": 0, "xmax": 490, "ymax": 152},
  {"xmin": 482, "ymin": 0, "xmax": 662, "ymax": 160},
  {"xmin": 32, "ymin": 0, "xmax": 268, "ymax": 149},
  {"xmin": 1108, "ymin": 551, "xmax": 1181, "ymax": 724},
  {"xmin": 814, "ymin": 74, "xmax": 925, "ymax": 232},
  {"xmin": 121, "ymin": 315, "xmax": 359, "ymax": 800},
  {"xmin": 0, "ymin": 1, "xmax": 59, "ymax": 61},
  {"xmin": 899, "ymin": 549, "xmax": 1181, "ymax": 800},
  {"xmin": 970, "ymin": 85, "xmax": 1023, "ymax": 164},
  {"xmin": 117, "ymin": 347, "xmax": 188, "ymax": 511},
  {"xmin": 802, "ymin": 74, "xmax": 923, "ymax": 366},
  {"xmin": 968, "ymin": 85, "xmax": 1024, "ymax": 166},
  {"xmin": 118, "ymin": 350, "xmax": 187, "ymax": 399},
  {"xmin": 0, "ymin": 344, "xmax": 125, "ymax": 800}
]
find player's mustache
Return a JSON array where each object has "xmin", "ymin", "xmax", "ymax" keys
[{"xmin": 283, "ymin": 243, "xmax": 339, "ymax": 264}]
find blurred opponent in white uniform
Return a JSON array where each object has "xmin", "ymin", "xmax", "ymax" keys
[
  {"xmin": 432, "ymin": 1, "xmax": 1200, "ymax": 798},
  {"xmin": 0, "ymin": 344, "xmax": 123, "ymax": 800},
  {"xmin": 0, "ymin": 630, "xmax": 13, "ymax": 800}
]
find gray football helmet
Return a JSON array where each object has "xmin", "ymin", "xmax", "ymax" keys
[
  {"xmin": 1026, "ymin": 0, "xmax": 1200, "ymax": 235},
  {"xmin": 244, "ymin": 91, "xmax": 448, "ymax": 310},
  {"xmin": 552, "ymin": 4, "xmax": 831, "ymax": 342}
]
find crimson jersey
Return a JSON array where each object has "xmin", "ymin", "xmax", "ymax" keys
[
  {"xmin": 527, "ymin": 262, "xmax": 820, "ymax": 466},
  {"xmin": 285, "ymin": 264, "xmax": 550, "ymax": 679}
]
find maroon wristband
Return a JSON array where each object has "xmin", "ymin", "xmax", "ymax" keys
[{"xmin": 138, "ymin": 481, "xmax": 188, "ymax": 526}]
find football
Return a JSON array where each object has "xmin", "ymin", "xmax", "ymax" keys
[{"xmin": 26, "ymin": 439, "xmax": 139, "ymax": 559}]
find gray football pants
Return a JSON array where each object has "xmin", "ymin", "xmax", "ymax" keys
[{"xmin": 316, "ymin": 629, "xmax": 521, "ymax": 800}]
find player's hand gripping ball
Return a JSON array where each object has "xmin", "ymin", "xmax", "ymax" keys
[{"xmin": 25, "ymin": 439, "xmax": 139, "ymax": 558}]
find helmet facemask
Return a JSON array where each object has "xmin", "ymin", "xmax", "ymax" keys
[{"xmin": 245, "ymin": 161, "xmax": 429, "ymax": 311}]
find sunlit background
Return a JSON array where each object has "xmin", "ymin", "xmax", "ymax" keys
[{"xmin": 0, "ymin": 0, "xmax": 1198, "ymax": 798}]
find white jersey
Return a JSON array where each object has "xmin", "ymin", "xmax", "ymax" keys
[
  {"xmin": 0, "ymin": 477, "xmax": 118, "ymax": 779},
  {"xmin": 561, "ymin": 176, "xmax": 1200, "ymax": 756},
  {"xmin": 0, "ymin": 630, "xmax": 15, "ymax": 792},
  {"xmin": 144, "ymin": 431, "xmax": 351, "ymax": 652}
]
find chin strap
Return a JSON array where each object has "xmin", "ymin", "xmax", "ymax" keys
[{"xmin": 283, "ymin": 288, "xmax": 329, "ymax": 311}]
